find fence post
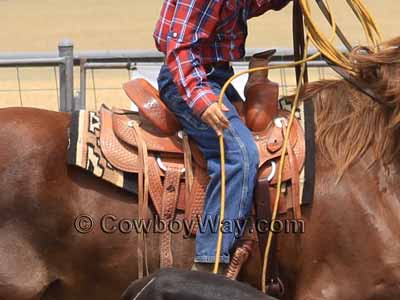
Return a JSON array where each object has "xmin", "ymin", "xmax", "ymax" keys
[{"xmin": 58, "ymin": 39, "xmax": 74, "ymax": 112}]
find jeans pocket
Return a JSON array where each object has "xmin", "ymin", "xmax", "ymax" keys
[{"xmin": 169, "ymin": 95, "xmax": 209, "ymax": 131}]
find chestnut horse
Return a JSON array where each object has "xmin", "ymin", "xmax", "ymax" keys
[{"xmin": 1, "ymin": 38, "xmax": 400, "ymax": 300}]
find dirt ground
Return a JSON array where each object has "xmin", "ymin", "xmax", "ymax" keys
[{"xmin": 0, "ymin": 0, "xmax": 398, "ymax": 110}]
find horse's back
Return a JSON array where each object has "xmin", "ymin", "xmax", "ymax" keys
[
  {"xmin": 0, "ymin": 107, "xmax": 70, "ymax": 206},
  {"xmin": 0, "ymin": 107, "xmax": 70, "ymax": 145}
]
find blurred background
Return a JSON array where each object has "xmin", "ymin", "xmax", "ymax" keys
[{"xmin": 0, "ymin": 0, "xmax": 398, "ymax": 110}]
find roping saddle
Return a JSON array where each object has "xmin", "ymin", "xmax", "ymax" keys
[{"xmin": 97, "ymin": 51, "xmax": 306, "ymax": 279}]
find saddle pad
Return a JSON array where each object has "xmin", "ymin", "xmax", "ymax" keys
[{"xmin": 68, "ymin": 110, "xmax": 138, "ymax": 194}]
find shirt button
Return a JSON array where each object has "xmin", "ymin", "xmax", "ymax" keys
[{"xmin": 172, "ymin": 32, "xmax": 178, "ymax": 38}]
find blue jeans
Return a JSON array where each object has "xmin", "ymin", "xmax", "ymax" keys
[{"xmin": 157, "ymin": 65, "xmax": 259, "ymax": 263}]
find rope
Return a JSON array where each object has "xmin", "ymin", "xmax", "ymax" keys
[
  {"xmin": 301, "ymin": 0, "xmax": 350, "ymax": 70},
  {"xmin": 299, "ymin": 0, "xmax": 382, "ymax": 72},
  {"xmin": 345, "ymin": 0, "xmax": 382, "ymax": 48}
]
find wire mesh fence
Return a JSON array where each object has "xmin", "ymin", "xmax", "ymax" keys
[
  {"xmin": 0, "ymin": 46, "xmax": 339, "ymax": 112},
  {"xmin": 0, "ymin": 66, "xmax": 60, "ymax": 110}
]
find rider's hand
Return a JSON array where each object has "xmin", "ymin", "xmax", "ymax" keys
[{"xmin": 201, "ymin": 103, "xmax": 230, "ymax": 136}]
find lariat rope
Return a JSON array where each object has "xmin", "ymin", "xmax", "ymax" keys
[
  {"xmin": 300, "ymin": 0, "xmax": 382, "ymax": 73},
  {"xmin": 212, "ymin": 0, "xmax": 383, "ymax": 290}
]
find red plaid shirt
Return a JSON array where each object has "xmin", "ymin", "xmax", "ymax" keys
[{"xmin": 154, "ymin": 0, "xmax": 290, "ymax": 116}]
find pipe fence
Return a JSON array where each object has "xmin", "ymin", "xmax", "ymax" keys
[{"xmin": 0, "ymin": 40, "xmax": 339, "ymax": 112}]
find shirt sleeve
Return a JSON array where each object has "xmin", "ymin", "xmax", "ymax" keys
[{"xmin": 165, "ymin": 0, "xmax": 223, "ymax": 117}]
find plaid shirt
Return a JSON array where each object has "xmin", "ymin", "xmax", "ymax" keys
[{"xmin": 154, "ymin": 0, "xmax": 290, "ymax": 116}]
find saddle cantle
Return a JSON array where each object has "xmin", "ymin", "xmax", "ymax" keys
[{"xmin": 123, "ymin": 79, "xmax": 181, "ymax": 135}]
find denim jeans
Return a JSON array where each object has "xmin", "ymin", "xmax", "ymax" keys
[{"xmin": 157, "ymin": 64, "xmax": 259, "ymax": 263}]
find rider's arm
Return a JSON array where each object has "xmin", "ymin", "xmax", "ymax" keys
[{"xmin": 163, "ymin": 0, "xmax": 223, "ymax": 117}]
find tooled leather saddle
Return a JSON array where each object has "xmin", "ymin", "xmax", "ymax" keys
[{"xmin": 97, "ymin": 51, "xmax": 306, "ymax": 281}]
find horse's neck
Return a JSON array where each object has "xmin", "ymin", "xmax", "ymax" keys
[{"xmin": 343, "ymin": 149, "xmax": 400, "ymax": 224}]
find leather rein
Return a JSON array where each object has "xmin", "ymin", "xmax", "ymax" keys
[{"xmin": 326, "ymin": 62, "xmax": 382, "ymax": 104}]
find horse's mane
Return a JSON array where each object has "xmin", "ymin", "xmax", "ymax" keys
[{"xmin": 301, "ymin": 37, "xmax": 400, "ymax": 177}]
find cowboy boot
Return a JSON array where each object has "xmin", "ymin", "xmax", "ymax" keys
[{"xmin": 244, "ymin": 50, "xmax": 279, "ymax": 132}]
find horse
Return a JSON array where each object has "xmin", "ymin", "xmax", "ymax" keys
[
  {"xmin": 0, "ymin": 37, "xmax": 399, "ymax": 300},
  {"xmin": 121, "ymin": 268, "xmax": 278, "ymax": 300}
]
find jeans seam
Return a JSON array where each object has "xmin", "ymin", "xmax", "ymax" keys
[{"xmin": 226, "ymin": 126, "xmax": 249, "ymax": 221}]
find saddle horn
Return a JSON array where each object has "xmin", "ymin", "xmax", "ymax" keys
[{"xmin": 244, "ymin": 49, "xmax": 279, "ymax": 132}]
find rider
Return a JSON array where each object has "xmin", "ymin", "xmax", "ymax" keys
[{"xmin": 154, "ymin": 0, "xmax": 291, "ymax": 271}]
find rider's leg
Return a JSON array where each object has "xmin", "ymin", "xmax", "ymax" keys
[{"xmin": 158, "ymin": 66, "xmax": 259, "ymax": 265}]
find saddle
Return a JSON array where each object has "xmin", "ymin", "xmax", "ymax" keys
[{"xmin": 97, "ymin": 55, "xmax": 306, "ymax": 278}]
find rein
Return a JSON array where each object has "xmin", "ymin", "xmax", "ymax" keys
[
  {"xmin": 293, "ymin": 0, "xmax": 309, "ymax": 84},
  {"xmin": 326, "ymin": 62, "xmax": 382, "ymax": 103}
]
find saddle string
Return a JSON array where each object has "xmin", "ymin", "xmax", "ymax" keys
[
  {"xmin": 183, "ymin": 133, "xmax": 194, "ymax": 192},
  {"xmin": 132, "ymin": 121, "xmax": 150, "ymax": 278}
]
